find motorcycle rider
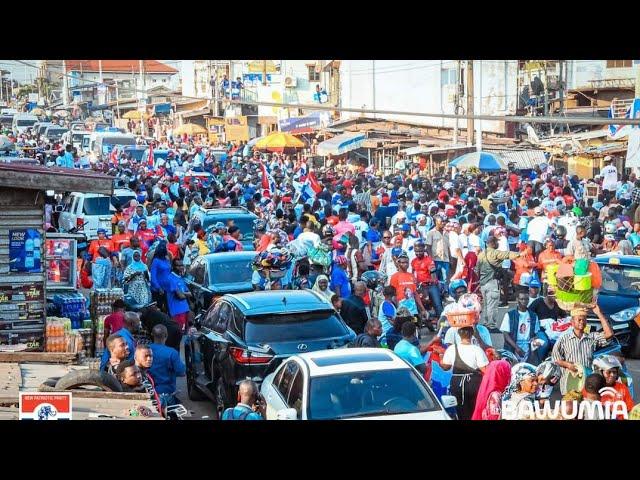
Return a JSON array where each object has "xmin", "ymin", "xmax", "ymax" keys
[{"xmin": 411, "ymin": 240, "xmax": 443, "ymax": 320}]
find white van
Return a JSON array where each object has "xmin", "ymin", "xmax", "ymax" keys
[
  {"xmin": 12, "ymin": 114, "xmax": 39, "ymax": 135},
  {"xmin": 58, "ymin": 188, "xmax": 136, "ymax": 239},
  {"xmin": 89, "ymin": 132, "xmax": 136, "ymax": 161}
]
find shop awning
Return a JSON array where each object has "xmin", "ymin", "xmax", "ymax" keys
[{"xmin": 317, "ymin": 132, "xmax": 366, "ymax": 156}]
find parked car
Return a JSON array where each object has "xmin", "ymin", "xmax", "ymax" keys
[
  {"xmin": 184, "ymin": 290, "xmax": 356, "ymax": 414},
  {"xmin": 189, "ymin": 206, "xmax": 258, "ymax": 251},
  {"xmin": 42, "ymin": 125, "xmax": 69, "ymax": 144},
  {"xmin": 122, "ymin": 145, "xmax": 148, "ymax": 163},
  {"xmin": 594, "ymin": 253, "xmax": 640, "ymax": 357},
  {"xmin": 261, "ymin": 348, "xmax": 456, "ymax": 420},
  {"xmin": 12, "ymin": 113, "xmax": 38, "ymax": 135},
  {"xmin": 58, "ymin": 188, "xmax": 136, "ymax": 239},
  {"xmin": 186, "ymin": 251, "xmax": 255, "ymax": 314},
  {"xmin": 36, "ymin": 122, "xmax": 53, "ymax": 138},
  {"xmin": 0, "ymin": 114, "xmax": 14, "ymax": 129}
]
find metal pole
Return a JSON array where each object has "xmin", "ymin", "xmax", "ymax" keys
[
  {"xmin": 372, "ymin": 60, "xmax": 376, "ymax": 118},
  {"xmin": 558, "ymin": 60, "xmax": 564, "ymax": 134},
  {"xmin": 466, "ymin": 60, "xmax": 474, "ymax": 146},
  {"xmin": 476, "ymin": 60, "xmax": 482, "ymax": 152},
  {"xmin": 453, "ymin": 60, "xmax": 460, "ymax": 145},
  {"xmin": 62, "ymin": 59, "xmax": 69, "ymax": 106}
]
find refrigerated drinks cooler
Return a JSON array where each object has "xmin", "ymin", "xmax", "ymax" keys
[{"xmin": 44, "ymin": 233, "xmax": 85, "ymax": 291}]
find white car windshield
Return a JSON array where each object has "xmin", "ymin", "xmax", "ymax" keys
[{"xmin": 308, "ymin": 368, "xmax": 440, "ymax": 420}]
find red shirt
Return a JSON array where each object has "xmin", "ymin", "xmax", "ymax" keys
[
  {"xmin": 104, "ymin": 311, "xmax": 125, "ymax": 339},
  {"xmin": 111, "ymin": 233, "xmax": 132, "ymax": 252},
  {"xmin": 167, "ymin": 242, "xmax": 180, "ymax": 259},
  {"xmin": 389, "ymin": 271, "xmax": 417, "ymax": 302},
  {"xmin": 411, "ymin": 255, "xmax": 436, "ymax": 284}
]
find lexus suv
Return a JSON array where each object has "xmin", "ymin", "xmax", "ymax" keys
[{"xmin": 184, "ymin": 290, "xmax": 356, "ymax": 415}]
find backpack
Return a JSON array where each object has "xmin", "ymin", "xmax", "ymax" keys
[{"xmin": 223, "ymin": 407, "xmax": 253, "ymax": 420}]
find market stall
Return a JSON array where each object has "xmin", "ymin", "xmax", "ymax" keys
[{"xmin": 0, "ymin": 163, "xmax": 113, "ymax": 353}]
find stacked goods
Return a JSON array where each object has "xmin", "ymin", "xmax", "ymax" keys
[
  {"xmin": 445, "ymin": 293, "xmax": 482, "ymax": 328},
  {"xmin": 45, "ymin": 318, "xmax": 66, "ymax": 352},
  {"xmin": 90, "ymin": 288, "xmax": 124, "ymax": 358},
  {"xmin": 547, "ymin": 257, "xmax": 601, "ymax": 310},
  {"xmin": 52, "ymin": 292, "xmax": 90, "ymax": 329},
  {"xmin": 252, "ymin": 248, "xmax": 293, "ymax": 279}
]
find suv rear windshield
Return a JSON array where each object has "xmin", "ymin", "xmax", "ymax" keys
[
  {"xmin": 244, "ymin": 312, "xmax": 348, "ymax": 343},
  {"xmin": 103, "ymin": 136, "xmax": 136, "ymax": 146},
  {"xmin": 83, "ymin": 197, "xmax": 112, "ymax": 215},
  {"xmin": 202, "ymin": 216, "xmax": 255, "ymax": 241},
  {"xmin": 17, "ymin": 119, "xmax": 37, "ymax": 126},
  {"xmin": 46, "ymin": 128, "xmax": 67, "ymax": 137},
  {"xmin": 111, "ymin": 194, "xmax": 135, "ymax": 209}
]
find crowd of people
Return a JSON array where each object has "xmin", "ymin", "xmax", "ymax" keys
[{"xmin": 9, "ymin": 115, "xmax": 640, "ymax": 420}]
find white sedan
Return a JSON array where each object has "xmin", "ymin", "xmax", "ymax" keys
[{"xmin": 260, "ymin": 348, "xmax": 456, "ymax": 420}]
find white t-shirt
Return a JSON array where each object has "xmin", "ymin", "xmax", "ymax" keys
[
  {"xmin": 444, "ymin": 325, "xmax": 493, "ymax": 348},
  {"xmin": 442, "ymin": 343, "xmax": 489, "ymax": 371},
  {"xmin": 448, "ymin": 231, "xmax": 463, "ymax": 258},
  {"xmin": 498, "ymin": 236, "xmax": 510, "ymax": 268},
  {"xmin": 297, "ymin": 231, "xmax": 321, "ymax": 248},
  {"xmin": 353, "ymin": 220, "xmax": 370, "ymax": 241},
  {"xmin": 539, "ymin": 317, "xmax": 572, "ymax": 342},
  {"xmin": 601, "ymin": 165, "xmax": 618, "ymax": 191},
  {"xmin": 527, "ymin": 216, "xmax": 552, "ymax": 244},
  {"xmin": 500, "ymin": 311, "xmax": 534, "ymax": 359}
]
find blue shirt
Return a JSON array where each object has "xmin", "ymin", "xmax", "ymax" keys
[
  {"xmin": 63, "ymin": 152, "xmax": 75, "ymax": 168},
  {"xmin": 221, "ymin": 404, "xmax": 263, "ymax": 420},
  {"xmin": 100, "ymin": 327, "xmax": 136, "ymax": 370},
  {"xmin": 148, "ymin": 343, "xmax": 186, "ymax": 394},
  {"xmin": 145, "ymin": 213, "xmax": 160, "ymax": 230},
  {"xmin": 166, "ymin": 272, "xmax": 190, "ymax": 317},
  {"xmin": 150, "ymin": 258, "xmax": 172, "ymax": 292},
  {"xmin": 394, "ymin": 339, "xmax": 424, "ymax": 367},
  {"xmin": 330, "ymin": 266, "xmax": 351, "ymax": 298}
]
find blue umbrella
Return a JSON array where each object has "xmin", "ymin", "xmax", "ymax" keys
[{"xmin": 449, "ymin": 151, "xmax": 507, "ymax": 172}]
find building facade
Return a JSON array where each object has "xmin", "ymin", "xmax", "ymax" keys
[{"xmin": 339, "ymin": 60, "xmax": 518, "ymax": 135}]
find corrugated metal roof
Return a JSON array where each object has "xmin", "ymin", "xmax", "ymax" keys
[
  {"xmin": 484, "ymin": 148, "xmax": 548, "ymax": 169},
  {"xmin": 0, "ymin": 163, "xmax": 114, "ymax": 195}
]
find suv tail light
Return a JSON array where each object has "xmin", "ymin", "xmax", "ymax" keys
[
  {"xmin": 229, "ymin": 346, "xmax": 273, "ymax": 365},
  {"xmin": 77, "ymin": 217, "xmax": 84, "ymax": 228}
]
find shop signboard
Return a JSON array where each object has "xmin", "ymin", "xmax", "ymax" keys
[{"xmin": 9, "ymin": 229, "xmax": 41, "ymax": 273}]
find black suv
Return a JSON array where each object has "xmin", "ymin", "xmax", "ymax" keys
[{"xmin": 184, "ymin": 290, "xmax": 355, "ymax": 415}]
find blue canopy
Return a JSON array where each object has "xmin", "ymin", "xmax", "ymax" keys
[
  {"xmin": 449, "ymin": 151, "xmax": 507, "ymax": 172},
  {"xmin": 317, "ymin": 132, "xmax": 366, "ymax": 156}
]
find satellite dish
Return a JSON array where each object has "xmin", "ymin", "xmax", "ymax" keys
[{"xmin": 526, "ymin": 124, "xmax": 540, "ymax": 144}]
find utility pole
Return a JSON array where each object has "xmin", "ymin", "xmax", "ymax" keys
[
  {"xmin": 453, "ymin": 60, "xmax": 461, "ymax": 145},
  {"xmin": 262, "ymin": 60, "xmax": 267, "ymax": 86},
  {"xmin": 544, "ymin": 60, "xmax": 551, "ymax": 134},
  {"xmin": 636, "ymin": 62, "xmax": 640, "ymax": 98},
  {"xmin": 466, "ymin": 60, "xmax": 474, "ymax": 146},
  {"xmin": 62, "ymin": 59, "xmax": 69, "ymax": 107},
  {"xmin": 558, "ymin": 60, "xmax": 564, "ymax": 134},
  {"xmin": 476, "ymin": 60, "xmax": 483, "ymax": 152},
  {"xmin": 139, "ymin": 60, "xmax": 146, "ymax": 136},
  {"xmin": 372, "ymin": 60, "xmax": 376, "ymax": 118}
]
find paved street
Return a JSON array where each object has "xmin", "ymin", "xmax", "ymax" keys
[{"xmin": 177, "ymin": 303, "xmax": 639, "ymax": 420}]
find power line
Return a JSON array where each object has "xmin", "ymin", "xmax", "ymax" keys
[{"xmin": 221, "ymin": 96, "xmax": 640, "ymax": 126}]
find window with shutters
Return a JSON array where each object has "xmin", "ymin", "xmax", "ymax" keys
[
  {"xmin": 606, "ymin": 60, "xmax": 632, "ymax": 68},
  {"xmin": 308, "ymin": 65, "xmax": 320, "ymax": 82}
]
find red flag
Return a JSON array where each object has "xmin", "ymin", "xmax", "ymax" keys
[
  {"xmin": 259, "ymin": 162, "xmax": 274, "ymax": 197},
  {"xmin": 110, "ymin": 147, "xmax": 118, "ymax": 166},
  {"xmin": 147, "ymin": 143, "xmax": 155, "ymax": 168},
  {"xmin": 308, "ymin": 171, "xmax": 323, "ymax": 194}
]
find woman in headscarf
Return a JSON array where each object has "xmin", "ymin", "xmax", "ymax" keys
[
  {"xmin": 471, "ymin": 360, "xmax": 512, "ymax": 420},
  {"xmin": 312, "ymin": 274, "xmax": 334, "ymax": 301},
  {"xmin": 123, "ymin": 250, "xmax": 151, "ymax": 306},
  {"xmin": 500, "ymin": 362, "xmax": 539, "ymax": 420}
]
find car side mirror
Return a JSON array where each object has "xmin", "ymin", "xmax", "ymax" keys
[
  {"xmin": 440, "ymin": 395, "xmax": 458, "ymax": 409},
  {"xmin": 55, "ymin": 205, "xmax": 64, "ymax": 213},
  {"xmin": 276, "ymin": 408, "xmax": 298, "ymax": 420}
]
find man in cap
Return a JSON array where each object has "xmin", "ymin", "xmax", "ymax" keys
[
  {"xmin": 551, "ymin": 304, "xmax": 613, "ymax": 395},
  {"xmin": 88, "ymin": 228, "xmax": 115, "ymax": 259}
]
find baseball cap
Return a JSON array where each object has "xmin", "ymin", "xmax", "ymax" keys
[
  {"xmin": 381, "ymin": 196, "xmax": 390, "ymax": 206},
  {"xmin": 401, "ymin": 223, "xmax": 410, "ymax": 232},
  {"xmin": 97, "ymin": 228, "xmax": 107, "ymax": 235}
]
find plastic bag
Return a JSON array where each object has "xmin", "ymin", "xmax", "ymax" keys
[{"xmin": 589, "ymin": 261, "xmax": 602, "ymax": 289}]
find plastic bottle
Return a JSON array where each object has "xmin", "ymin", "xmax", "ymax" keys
[{"xmin": 25, "ymin": 236, "xmax": 34, "ymax": 269}]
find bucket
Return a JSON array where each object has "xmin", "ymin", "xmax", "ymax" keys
[
  {"xmin": 573, "ymin": 273, "xmax": 592, "ymax": 291},
  {"xmin": 546, "ymin": 264, "xmax": 559, "ymax": 286},
  {"xmin": 574, "ymin": 258, "xmax": 590, "ymax": 276}
]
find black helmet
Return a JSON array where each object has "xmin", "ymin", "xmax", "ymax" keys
[
  {"xmin": 360, "ymin": 270, "xmax": 387, "ymax": 290},
  {"xmin": 554, "ymin": 225, "xmax": 567, "ymax": 238}
]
